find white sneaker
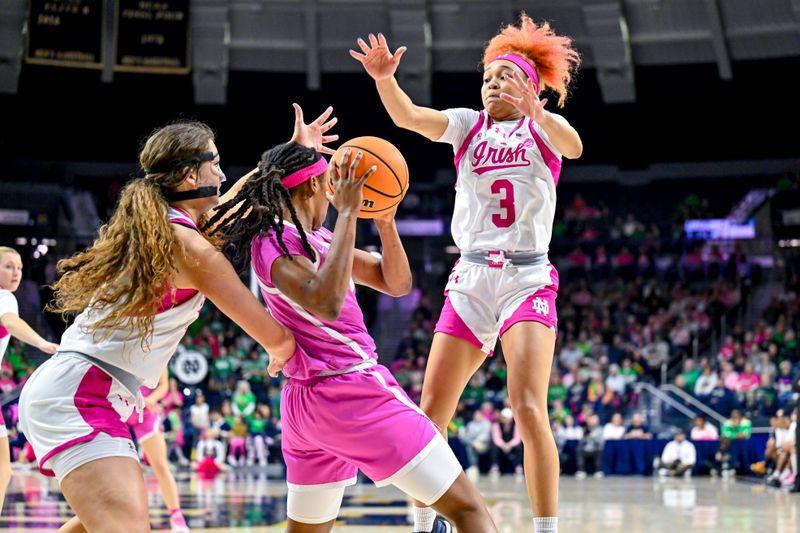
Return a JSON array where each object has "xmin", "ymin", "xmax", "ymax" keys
[
  {"xmin": 683, "ymin": 469, "xmax": 692, "ymax": 480},
  {"xmin": 593, "ymin": 471, "xmax": 604, "ymax": 479},
  {"xmin": 575, "ymin": 471, "xmax": 587, "ymax": 479},
  {"xmin": 658, "ymin": 468, "xmax": 669, "ymax": 478},
  {"xmin": 466, "ymin": 466, "xmax": 479, "ymax": 482}
]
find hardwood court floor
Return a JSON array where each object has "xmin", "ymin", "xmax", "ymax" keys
[{"xmin": 1, "ymin": 467, "xmax": 798, "ymax": 532}]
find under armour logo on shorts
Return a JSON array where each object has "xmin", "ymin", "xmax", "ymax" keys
[{"xmin": 531, "ymin": 296, "xmax": 549, "ymax": 316}]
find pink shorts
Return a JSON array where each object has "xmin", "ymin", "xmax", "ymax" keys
[
  {"xmin": 435, "ymin": 261, "xmax": 559, "ymax": 354},
  {"xmin": 125, "ymin": 408, "xmax": 161, "ymax": 443},
  {"xmin": 281, "ymin": 364, "xmax": 439, "ymax": 489},
  {"xmin": 0, "ymin": 409, "xmax": 6, "ymax": 439}
]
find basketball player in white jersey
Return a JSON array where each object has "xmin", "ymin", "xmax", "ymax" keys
[
  {"xmin": 19, "ymin": 105, "xmax": 337, "ymax": 533},
  {"xmin": 0, "ymin": 246, "xmax": 59, "ymax": 515},
  {"xmin": 352, "ymin": 14, "xmax": 581, "ymax": 533}
]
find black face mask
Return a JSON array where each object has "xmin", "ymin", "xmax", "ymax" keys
[{"xmin": 145, "ymin": 152, "xmax": 221, "ymax": 201}]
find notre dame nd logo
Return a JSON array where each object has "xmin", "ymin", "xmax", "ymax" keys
[{"xmin": 531, "ymin": 296, "xmax": 549, "ymax": 316}]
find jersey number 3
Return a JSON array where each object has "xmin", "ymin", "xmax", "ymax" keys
[{"xmin": 491, "ymin": 179, "xmax": 516, "ymax": 228}]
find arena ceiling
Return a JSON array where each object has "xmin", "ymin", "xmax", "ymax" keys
[
  {"xmin": 2, "ymin": 1, "xmax": 800, "ymax": 105},
  {"xmin": 186, "ymin": 0, "xmax": 800, "ymax": 103}
]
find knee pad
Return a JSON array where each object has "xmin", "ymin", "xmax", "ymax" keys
[{"xmin": 287, "ymin": 484, "xmax": 345, "ymax": 524}]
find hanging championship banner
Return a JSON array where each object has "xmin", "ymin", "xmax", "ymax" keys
[
  {"xmin": 115, "ymin": 0, "xmax": 190, "ymax": 74},
  {"xmin": 25, "ymin": 0, "xmax": 104, "ymax": 69},
  {"xmin": 172, "ymin": 349, "xmax": 209, "ymax": 385}
]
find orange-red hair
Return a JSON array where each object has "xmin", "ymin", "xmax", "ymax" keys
[{"xmin": 482, "ymin": 13, "xmax": 581, "ymax": 107}]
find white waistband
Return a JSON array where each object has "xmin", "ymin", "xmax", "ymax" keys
[{"xmin": 317, "ymin": 359, "xmax": 377, "ymax": 377}]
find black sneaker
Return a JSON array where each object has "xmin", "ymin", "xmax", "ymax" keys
[{"xmin": 414, "ymin": 516, "xmax": 453, "ymax": 533}]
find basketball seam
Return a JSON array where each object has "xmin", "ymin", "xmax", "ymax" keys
[{"xmin": 343, "ymin": 144, "xmax": 404, "ymax": 199}]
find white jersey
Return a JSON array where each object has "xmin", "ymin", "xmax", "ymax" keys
[
  {"xmin": 57, "ymin": 208, "xmax": 205, "ymax": 388},
  {"xmin": 0, "ymin": 289, "xmax": 19, "ymax": 364},
  {"xmin": 436, "ymin": 108, "xmax": 562, "ymax": 253}
]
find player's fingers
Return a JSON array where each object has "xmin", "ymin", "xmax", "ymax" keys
[
  {"xmin": 358, "ymin": 165, "xmax": 377, "ymax": 185},
  {"xmin": 368, "ymin": 33, "xmax": 379, "ymax": 48},
  {"xmin": 320, "ymin": 116, "xmax": 338, "ymax": 131},
  {"xmin": 393, "ymin": 47, "xmax": 407, "ymax": 62},
  {"xmin": 349, "ymin": 49, "xmax": 366, "ymax": 62},
  {"xmin": 348, "ymin": 151, "xmax": 363, "ymax": 179},
  {"xmin": 292, "ymin": 102, "xmax": 304, "ymax": 125},
  {"xmin": 314, "ymin": 106, "xmax": 334, "ymax": 126}
]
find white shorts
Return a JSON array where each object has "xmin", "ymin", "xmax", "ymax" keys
[
  {"xmin": 435, "ymin": 259, "xmax": 559, "ymax": 354},
  {"xmin": 287, "ymin": 432, "xmax": 461, "ymax": 524},
  {"xmin": 18, "ymin": 354, "xmax": 139, "ymax": 482}
]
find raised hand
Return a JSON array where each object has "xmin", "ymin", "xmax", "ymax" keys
[
  {"xmin": 327, "ymin": 148, "xmax": 376, "ymax": 216},
  {"xmin": 349, "ymin": 33, "xmax": 407, "ymax": 81},
  {"xmin": 499, "ymin": 71, "xmax": 548, "ymax": 122},
  {"xmin": 290, "ymin": 103, "xmax": 339, "ymax": 155}
]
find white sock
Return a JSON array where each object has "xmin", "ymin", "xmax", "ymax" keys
[
  {"xmin": 413, "ymin": 506, "xmax": 436, "ymax": 532},
  {"xmin": 533, "ymin": 516, "xmax": 558, "ymax": 533}
]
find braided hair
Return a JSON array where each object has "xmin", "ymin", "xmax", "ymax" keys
[{"xmin": 205, "ymin": 142, "xmax": 321, "ymax": 269}]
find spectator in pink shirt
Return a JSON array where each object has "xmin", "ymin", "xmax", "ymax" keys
[
  {"xmin": 690, "ymin": 415, "xmax": 719, "ymax": 441},
  {"xmin": 735, "ymin": 363, "xmax": 761, "ymax": 393},
  {"xmin": 669, "ymin": 319, "xmax": 691, "ymax": 351},
  {"xmin": 721, "ymin": 362, "xmax": 740, "ymax": 391},
  {"xmin": 718, "ymin": 335, "xmax": 735, "ymax": 360}
]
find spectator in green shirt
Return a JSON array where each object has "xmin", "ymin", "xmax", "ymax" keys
[
  {"xmin": 233, "ymin": 380, "xmax": 257, "ymax": 423},
  {"xmin": 241, "ymin": 348, "xmax": 267, "ymax": 379},
  {"xmin": 721, "ymin": 409, "xmax": 752, "ymax": 440},
  {"xmin": 680, "ymin": 358, "xmax": 701, "ymax": 392},
  {"xmin": 547, "ymin": 372, "xmax": 568, "ymax": 405}
]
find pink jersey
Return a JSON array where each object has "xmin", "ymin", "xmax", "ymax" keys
[
  {"xmin": 251, "ymin": 222, "xmax": 377, "ymax": 380},
  {"xmin": 436, "ymin": 108, "xmax": 562, "ymax": 253}
]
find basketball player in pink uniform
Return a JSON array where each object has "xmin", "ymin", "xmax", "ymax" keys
[
  {"xmin": 0, "ymin": 246, "xmax": 59, "ymax": 514},
  {"xmin": 207, "ymin": 142, "xmax": 497, "ymax": 531},
  {"xmin": 18, "ymin": 105, "xmax": 336, "ymax": 532},
  {"xmin": 123, "ymin": 368, "xmax": 189, "ymax": 532},
  {"xmin": 352, "ymin": 14, "xmax": 582, "ymax": 533}
]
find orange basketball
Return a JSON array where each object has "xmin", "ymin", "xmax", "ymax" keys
[{"xmin": 331, "ymin": 136, "xmax": 409, "ymax": 218}]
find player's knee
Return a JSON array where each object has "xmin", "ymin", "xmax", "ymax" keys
[
  {"xmin": 92, "ymin": 504, "xmax": 150, "ymax": 533},
  {"xmin": 510, "ymin": 402, "xmax": 548, "ymax": 434},
  {"xmin": 419, "ymin": 401, "xmax": 451, "ymax": 432}
]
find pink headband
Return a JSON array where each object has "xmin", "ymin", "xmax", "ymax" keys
[
  {"xmin": 280, "ymin": 157, "xmax": 328, "ymax": 189},
  {"xmin": 491, "ymin": 53, "xmax": 540, "ymax": 93}
]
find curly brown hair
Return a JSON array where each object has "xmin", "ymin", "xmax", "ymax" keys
[{"xmin": 48, "ymin": 121, "xmax": 214, "ymax": 349}]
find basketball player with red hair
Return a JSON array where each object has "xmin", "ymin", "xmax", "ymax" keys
[{"xmin": 352, "ymin": 14, "xmax": 582, "ymax": 533}]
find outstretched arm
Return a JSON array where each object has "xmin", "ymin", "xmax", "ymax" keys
[
  {"xmin": 173, "ymin": 226, "xmax": 296, "ymax": 377},
  {"xmin": 351, "ymin": 33, "xmax": 448, "ymax": 141},
  {"xmin": 0, "ymin": 313, "xmax": 58, "ymax": 354}
]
